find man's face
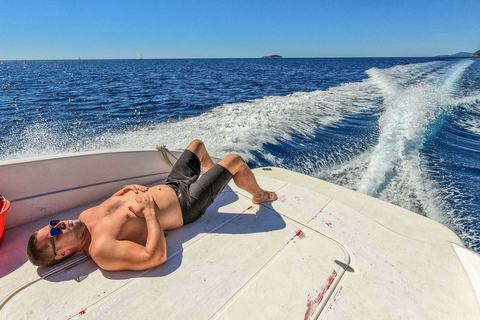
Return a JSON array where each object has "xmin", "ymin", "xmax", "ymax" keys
[{"xmin": 36, "ymin": 220, "xmax": 86, "ymax": 258}]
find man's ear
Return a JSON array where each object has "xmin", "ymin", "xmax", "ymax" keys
[{"xmin": 55, "ymin": 249, "xmax": 71, "ymax": 260}]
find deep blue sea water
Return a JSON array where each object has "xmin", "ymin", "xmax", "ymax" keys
[{"xmin": 1, "ymin": 58, "xmax": 480, "ymax": 252}]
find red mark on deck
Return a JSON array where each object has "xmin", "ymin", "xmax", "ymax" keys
[
  {"xmin": 241, "ymin": 206, "xmax": 254, "ymax": 214},
  {"xmin": 287, "ymin": 229, "xmax": 306, "ymax": 244},
  {"xmin": 327, "ymin": 285, "xmax": 344, "ymax": 312},
  {"xmin": 304, "ymin": 269, "xmax": 337, "ymax": 320},
  {"xmin": 66, "ymin": 309, "xmax": 86, "ymax": 320},
  {"xmin": 295, "ymin": 229, "xmax": 306, "ymax": 239},
  {"xmin": 325, "ymin": 222, "xmax": 332, "ymax": 228}
]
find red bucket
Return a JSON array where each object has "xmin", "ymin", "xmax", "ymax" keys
[{"xmin": 0, "ymin": 195, "xmax": 11, "ymax": 246}]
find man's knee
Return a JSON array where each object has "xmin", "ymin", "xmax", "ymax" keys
[
  {"xmin": 187, "ymin": 139, "xmax": 205, "ymax": 153},
  {"xmin": 224, "ymin": 154, "xmax": 244, "ymax": 165},
  {"xmin": 219, "ymin": 154, "xmax": 245, "ymax": 172}
]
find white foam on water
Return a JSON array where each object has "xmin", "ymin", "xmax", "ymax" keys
[
  {"xmin": 1, "ymin": 123, "xmax": 118, "ymax": 160},
  {"xmin": 2, "ymin": 72, "xmax": 382, "ymax": 163},
  {"xmin": 454, "ymin": 95, "xmax": 480, "ymax": 135},
  {"xmin": 357, "ymin": 60, "xmax": 473, "ymax": 196},
  {"xmin": 462, "ymin": 117, "xmax": 480, "ymax": 135},
  {"xmin": 2, "ymin": 124, "xmax": 79, "ymax": 160},
  {"xmin": 103, "ymin": 79, "xmax": 382, "ymax": 161},
  {"xmin": 316, "ymin": 60, "xmax": 479, "ymax": 245}
]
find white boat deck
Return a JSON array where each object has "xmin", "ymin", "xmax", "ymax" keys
[{"xmin": 1, "ymin": 166, "xmax": 480, "ymax": 319}]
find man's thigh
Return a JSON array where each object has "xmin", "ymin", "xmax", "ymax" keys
[
  {"xmin": 188, "ymin": 164, "xmax": 233, "ymax": 215},
  {"xmin": 166, "ymin": 150, "xmax": 201, "ymax": 186}
]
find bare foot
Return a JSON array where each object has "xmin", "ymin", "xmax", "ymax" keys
[{"xmin": 252, "ymin": 190, "xmax": 278, "ymax": 204}]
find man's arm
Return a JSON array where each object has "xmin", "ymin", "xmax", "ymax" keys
[{"xmin": 91, "ymin": 194, "xmax": 167, "ymax": 271}]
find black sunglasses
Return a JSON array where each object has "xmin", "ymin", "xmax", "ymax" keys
[{"xmin": 49, "ymin": 220, "xmax": 62, "ymax": 256}]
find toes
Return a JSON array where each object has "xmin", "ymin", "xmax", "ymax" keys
[{"xmin": 252, "ymin": 191, "xmax": 277, "ymax": 204}]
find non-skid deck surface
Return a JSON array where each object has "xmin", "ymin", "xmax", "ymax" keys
[
  {"xmin": 0, "ymin": 175, "xmax": 347, "ymax": 320},
  {"xmin": 2, "ymin": 168, "xmax": 479, "ymax": 319}
]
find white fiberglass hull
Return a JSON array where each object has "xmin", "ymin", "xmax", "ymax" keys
[{"xmin": 1, "ymin": 148, "xmax": 479, "ymax": 319}]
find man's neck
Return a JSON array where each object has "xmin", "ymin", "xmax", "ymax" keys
[{"xmin": 79, "ymin": 224, "xmax": 93, "ymax": 254}]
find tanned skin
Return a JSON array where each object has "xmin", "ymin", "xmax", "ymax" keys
[{"xmin": 33, "ymin": 140, "xmax": 277, "ymax": 271}]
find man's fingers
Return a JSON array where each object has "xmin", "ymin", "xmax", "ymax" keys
[
  {"xmin": 128, "ymin": 205, "xmax": 145, "ymax": 217},
  {"xmin": 134, "ymin": 193, "xmax": 154, "ymax": 205},
  {"xmin": 145, "ymin": 194, "xmax": 154, "ymax": 203},
  {"xmin": 134, "ymin": 194, "xmax": 146, "ymax": 203},
  {"xmin": 125, "ymin": 184, "xmax": 149, "ymax": 194},
  {"xmin": 127, "ymin": 194, "xmax": 155, "ymax": 219},
  {"xmin": 130, "ymin": 185, "xmax": 139, "ymax": 194},
  {"xmin": 134, "ymin": 185, "xmax": 149, "ymax": 193}
]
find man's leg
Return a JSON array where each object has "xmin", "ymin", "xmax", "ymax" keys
[
  {"xmin": 184, "ymin": 139, "xmax": 277, "ymax": 204},
  {"xmin": 186, "ymin": 139, "xmax": 215, "ymax": 171},
  {"xmin": 218, "ymin": 154, "xmax": 277, "ymax": 204}
]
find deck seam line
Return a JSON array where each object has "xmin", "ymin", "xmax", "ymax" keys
[{"xmin": 209, "ymin": 197, "xmax": 344, "ymax": 320}]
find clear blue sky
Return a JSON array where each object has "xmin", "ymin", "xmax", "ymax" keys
[{"xmin": 1, "ymin": 0, "xmax": 479, "ymax": 60}]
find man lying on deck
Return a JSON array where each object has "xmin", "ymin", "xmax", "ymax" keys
[{"xmin": 27, "ymin": 139, "xmax": 277, "ymax": 271}]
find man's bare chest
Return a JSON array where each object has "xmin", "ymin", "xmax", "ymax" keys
[{"xmin": 92, "ymin": 199, "xmax": 148, "ymax": 244}]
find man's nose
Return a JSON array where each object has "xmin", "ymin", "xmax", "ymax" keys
[{"xmin": 54, "ymin": 221, "xmax": 67, "ymax": 229}]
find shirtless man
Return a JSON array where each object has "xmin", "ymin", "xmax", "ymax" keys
[{"xmin": 27, "ymin": 140, "xmax": 277, "ymax": 271}]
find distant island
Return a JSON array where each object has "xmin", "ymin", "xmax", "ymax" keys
[
  {"xmin": 435, "ymin": 52, "xmax": 473, "ymax": 58},
  {"xmin": 473, "ymin": 50, "xmax": 480, "ymax": 57},
  {"xmin": 262, "ymin": 55, "xmax": 283, "ymax": 58}
]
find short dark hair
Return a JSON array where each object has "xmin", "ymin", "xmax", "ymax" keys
[{"xmin": 27, "ymin": 232, "xmax": 61, "ymax": 267}]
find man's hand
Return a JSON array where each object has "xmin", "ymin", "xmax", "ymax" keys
[
  {"xmin": 92, "ymin": 192, "xmax": 166, "ymax": 270},
  {"xmin": 113, "ymin": 184, "xmax": 149, "ymax": 197},
  {"xmin": 128, "ymin": 193, "xmax": 155, "ymax": 218}
]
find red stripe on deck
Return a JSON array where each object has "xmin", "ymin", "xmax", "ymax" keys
[
  {"xmin": 241, "ymin": 206, "xmax": 254, "ymax": 214},
  {"xmin": 287, "ymin": 229, "xmax": 307, "ymax": 244},
  {"xmin": 66, "ymin": 309, "xmax": 86, "ymax": 320},
  {"xmin": 295, "ymin": 229, "xmax": 306, "ymax": 239},
  {"xmin": 304, "ymin": 269, "xmax": 337, "ymax": 320}
]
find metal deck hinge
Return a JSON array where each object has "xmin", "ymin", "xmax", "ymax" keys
[{"xmin": 335, "ymin": 260, "xmax": 355, "ymax": 272}]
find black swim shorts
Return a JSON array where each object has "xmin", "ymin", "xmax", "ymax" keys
[{"xmin": 165, "ymin": 150, "xmax": 233, "ymax": 225}]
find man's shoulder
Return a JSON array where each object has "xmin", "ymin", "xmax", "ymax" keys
[
  {"xmin": 88, "ymin": 234, "xmax": 117, "ymax": 256},
  {"xmin": 78, "ymin": 204, "xmax": 101, "ymax": 220}
]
